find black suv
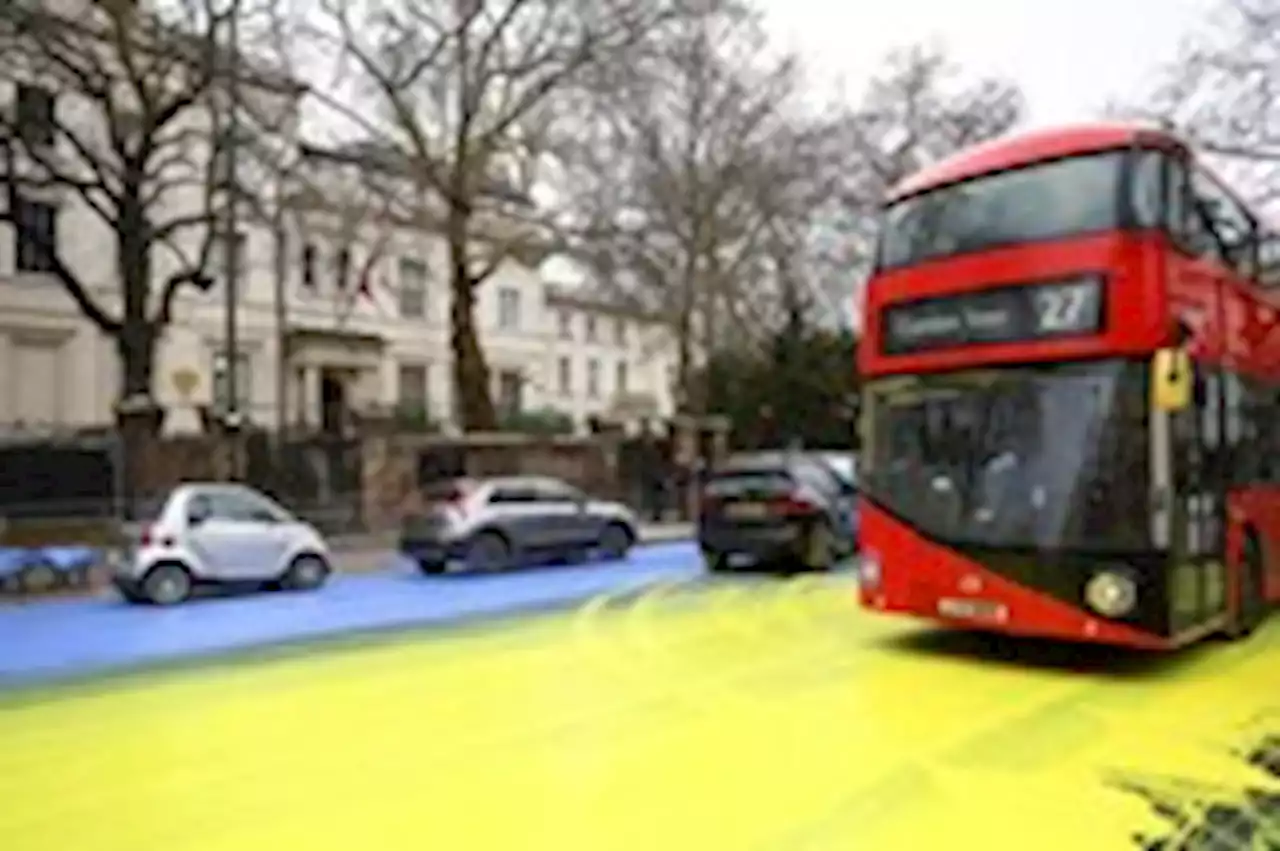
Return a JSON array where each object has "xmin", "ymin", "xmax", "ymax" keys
[{"xmin": 698, "ymin": 452, "xmax": 858, "ymax": 573}]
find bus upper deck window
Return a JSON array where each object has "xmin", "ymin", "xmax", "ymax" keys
[{"xmin": 1129, "ymin": 149, "xmax": 1165, "ymax": 229}]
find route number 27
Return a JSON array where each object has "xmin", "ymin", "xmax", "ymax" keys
[{"xmin": 1034, "ymin": 283, "xmax": 1095, "ymax": 332}]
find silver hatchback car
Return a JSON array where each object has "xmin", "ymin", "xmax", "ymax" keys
[{"xmin": 399, "ymin": 476, "xmax": 639, "ymax": 574}]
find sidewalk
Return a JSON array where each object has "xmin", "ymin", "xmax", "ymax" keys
[{"xmin": 332, "ymin": 522, "xmax": 694, "ymax": 574}]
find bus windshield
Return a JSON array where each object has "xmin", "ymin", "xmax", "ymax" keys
[
  {"xmin": 877, "ymin": 151, "xmax": 1126, "ymax": 270},
  {"xmin": 861, "ymin": 360, "xmax": 1149, "ymax": 552}
]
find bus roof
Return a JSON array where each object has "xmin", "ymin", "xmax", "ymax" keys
[{"xmin": 886, "ymin": 121, "xmax": 1183, "ymax": 203}]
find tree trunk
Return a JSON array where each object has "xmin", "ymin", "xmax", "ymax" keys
[
  {"xmin": 115, "ymin": 320, "xmax": 158, "ymax": 405},
  {"xmin": 113, "ymin": 321, "xmax": 161, "ymax": 520},
  {"xmin": 446, "ymin": 213, "xmax": 496, "ymax": 431},
  {"xmin": 114, "ymin": 205, "xmax": 162, "ymax": 518}
]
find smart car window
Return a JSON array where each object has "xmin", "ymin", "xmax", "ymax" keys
[
  {"xmin": 186, "ymin": 493, "xmax": 212, "ymax": 522},
  {"xmin": 203, "ymin": 491, "xmax": 264, "ymax": 522},
  {"xmin": 238, "ymin": 490, "xmax": 288, "ymax": 523}
]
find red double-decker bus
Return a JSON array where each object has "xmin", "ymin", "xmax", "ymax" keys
[{"xmin": 857, "ymin": 121, "xmax": 1280, "ymax": 649}]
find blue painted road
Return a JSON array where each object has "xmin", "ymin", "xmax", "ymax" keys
[{"xmin": 0, "ymin": 541, "xmax": 704, "ymax": 688}]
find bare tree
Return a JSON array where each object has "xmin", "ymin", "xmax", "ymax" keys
[
  {"xmin": 832, "ymin": 44, "xmax": 1024, "ymax": 260},
  {"xmin": 1123, "ymin": 0, "xmax": 1280, "ymax": 207},
  {"xmin": 0, "ymin": 0, "xmax": 301, "ymax": 430},
  {"xmin": 283, "ymin": 143, "xmax": 409, "ymax": 333},
  {"xmin": 557, "ymin": 2, "xmax": 814, "ymax": 412},
  {"xmin": 298, "ymin": 0, "xmax": 680, "ymax": 431}
]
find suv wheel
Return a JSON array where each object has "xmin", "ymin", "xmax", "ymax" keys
[{"xmin": 803, "ymin": 521, "xmax": 835, "ymax": 571}]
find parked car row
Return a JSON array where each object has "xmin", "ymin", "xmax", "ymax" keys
[
  {"xmin": 108, "ymin": 477, "xmax": 646, "ymax": 606},
  {"xmin": 86, "ymin": 451, "xmax": 860, "ymax": 607}
]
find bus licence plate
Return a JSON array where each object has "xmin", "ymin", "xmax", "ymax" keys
[{"xmin": 937, "ymin": 598, "xmax": 1006, "ymax": 621}]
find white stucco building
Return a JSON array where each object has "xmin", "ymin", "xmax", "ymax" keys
[{"xmin": 0, "ymin": 12, "xmax": 678, "ymax": 437}]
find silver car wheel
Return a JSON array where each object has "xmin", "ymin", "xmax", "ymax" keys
[{"xmin": 467, "ymin": 532, "xmax": 510, "ymax": 571}]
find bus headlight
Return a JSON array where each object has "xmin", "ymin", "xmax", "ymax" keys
[{"xmin": 1084, "ymin": 570, "xmax": 1138, "ymax": 618}]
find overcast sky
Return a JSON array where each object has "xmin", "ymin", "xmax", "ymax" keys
[{"xmin": 759, "ymin": 0, "xmax": 1212, "ymax": 125}]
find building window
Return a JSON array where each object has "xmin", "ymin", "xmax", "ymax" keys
[
  {"xmin": 212, "ymin": 349, "xmax": 251, "ymax": 414},
  {"xmin": 396, "ymin": 363, "xmax": 428, "ymax": 417},
  {"xmin": 558, "ymin": 356, "xmax": 572, "ymax": 396},
  {"xmin": 301, "ymin": 243, "xmax": 318, "ymax": 289},
  {"xmin": 214, "ymin": 231, "xmax": 247, "ymax": 287},
  {"xmin": 398, "ymin": 257, "xmax": 427, "ymax": 318},
  {"xmin": 497, "ymin": 370, "xmax": 523, "ymax": 417},
  {"xmin": 616, "ymin": 361, "xmax": 628, "ymax": 396},
  {"xmin": 586, "ymin": 358, "xmax": 600, "ymax": 398},
  {"xmin": 558, "ymin": 309, "xmax": 573, "ymax": 340},
  {"xmin": 333, "ymin": 245, "xmax": 351, "ymax": 290},
  {"xmin": 614, "ymin": 317, "xmax": 627, "ymax": 346},
  {"xmin": 585, "ymin": 315, "xmax": 598, "ymax": 342},
  {"xmin": 497, "ymin": 287, "xmax": 520, "ymax": 329},
  {"xmin": 13, "ymin": 198, "xmax": 56, "ymax": 273},
  {"xmin": 16, "ymin": 85, "xmax": 55, "ymax": 148}
]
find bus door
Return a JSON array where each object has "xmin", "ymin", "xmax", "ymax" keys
[{"xmin": 1165, "ymin": 367, "xmax": 1229, "ymax": 635}]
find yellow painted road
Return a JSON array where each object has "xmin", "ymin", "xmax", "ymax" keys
[{"xmin": 1, "ymin": 575, "xmax": 1277, "ymax": 850}]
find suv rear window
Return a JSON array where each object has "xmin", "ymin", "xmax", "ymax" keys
[{"xmin": 704, "ymin": 469, "xmax": 793, "ymax": 496}]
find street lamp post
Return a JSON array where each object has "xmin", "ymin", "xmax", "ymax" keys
[{"xmin": 221, "ymin": 2, "xmax": 242, "ymax": 434}]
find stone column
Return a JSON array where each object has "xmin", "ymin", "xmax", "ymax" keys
[{"xmin": 302, "ymin": 365, "xmax": 321, "ymax": 429}]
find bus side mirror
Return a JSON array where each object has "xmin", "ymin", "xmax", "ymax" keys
[{"xmin": 1152, "ymin": 348, "xmax": 1192, "ymax": 412}]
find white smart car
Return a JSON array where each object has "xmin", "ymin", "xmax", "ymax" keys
[{"xmin": 112, "ymin": 483, "xmax": 332, "ymax": 605}]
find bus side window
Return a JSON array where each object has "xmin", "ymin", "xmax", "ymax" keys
[
  {"xmin": 1167, "ymin": 159, "xmax": 1209, "ymax": 258},
  {"xmin": 1224, "ymin": 372, "xmax": 1257, "ymax": 484},
  {"xmin": 1250, "ymin": 381, "xmax": 1280, "ymax": 483},
  {"xmin": 1129, "ymin": 149, "xmax": 1164, "ymax": 229},
  {"xmin": 1191, "ymin": 168, "xmax": 1256, "ymax": 276},
  {"xmin": 1259, "ymin": 231, "xmax": 1280, "ymax": 287}
]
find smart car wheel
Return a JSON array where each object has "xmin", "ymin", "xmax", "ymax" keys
[
  {"xmin": 283, "ymin": 554, "xmax": 329, "ymax": 591},
  {"xmin": 599, "ymin": 523, "xmax": 633, "ymax": 561},
  {"xmin": 142, "ymin": 563, "xmax": 192, "ymax": 606}
]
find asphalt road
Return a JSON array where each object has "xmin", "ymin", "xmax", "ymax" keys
[{"xmin": 0, "ymin": 559, "xmax": 1276, "ymax": 851}]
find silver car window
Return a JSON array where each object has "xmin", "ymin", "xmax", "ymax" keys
[
  {"xmin": 488, "ymin": 486, "xmax": 539, "ymax": 504},
  {"xmin": 532, "ymin": 481, "xmax": 581, "ymax": 503}
]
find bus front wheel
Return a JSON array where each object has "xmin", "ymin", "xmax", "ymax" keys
[{"xmin": 1226, "ymin": 535, "xmax": 1267, "ymax": 641}]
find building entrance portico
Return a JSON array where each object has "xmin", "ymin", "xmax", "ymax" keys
[{"xmin": 285, "ymin": 328, "xmax": 385, "ymax": 435}]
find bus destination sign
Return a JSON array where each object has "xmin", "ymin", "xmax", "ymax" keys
[{"xmin": 880, "ymin": 278, "xmax": 1103, "ymax": 355}]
